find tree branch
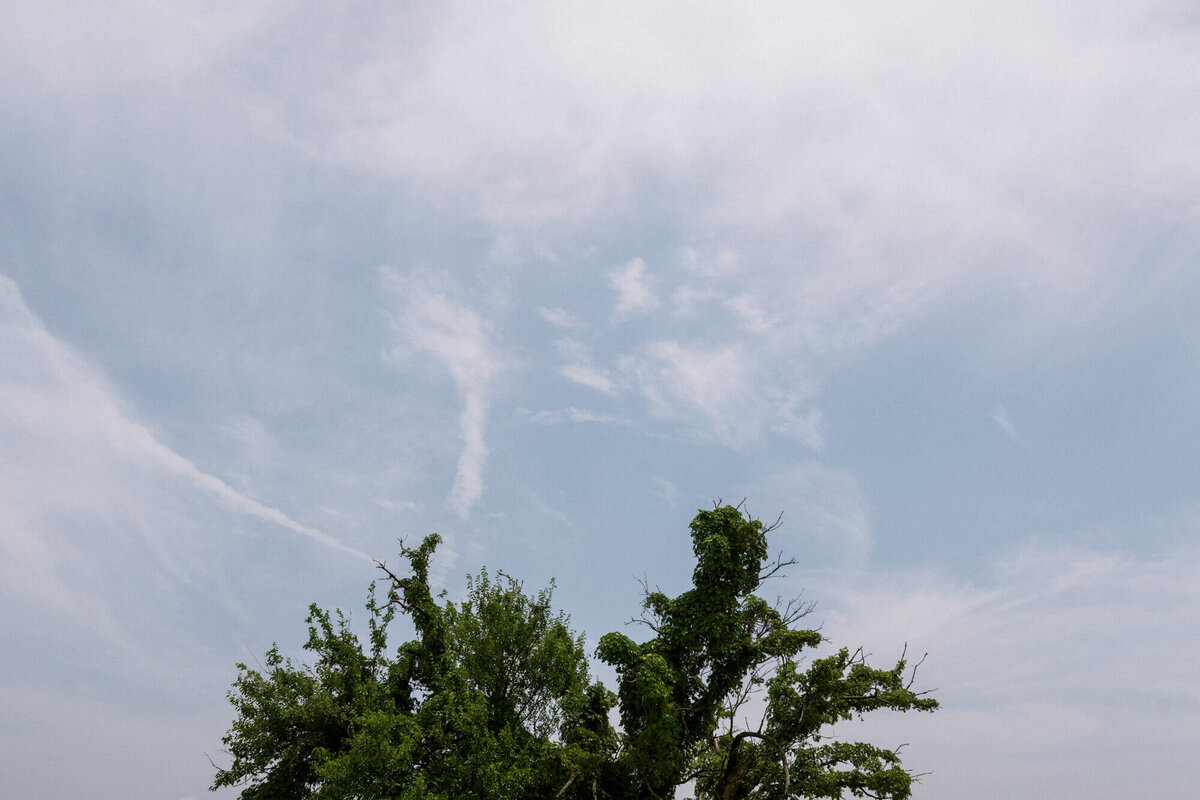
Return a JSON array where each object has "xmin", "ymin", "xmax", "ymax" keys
[
  {"xmin": 724, "ymin": 731, "xmax": 790, "ymax": 799},
  {"xmin": 906, "ymin": 650, "xmax": 929, "ymax": 690},
  {"xmin": 757, "ymin": 553, "xmax": 798, "ymax": 583},
  {"xmin": 371, "ymin": 558, "xmax": 416, "ymax": 611},
  {"xmin": 555, "ymin": 770, "xmax": 579, "ymax": 798}
]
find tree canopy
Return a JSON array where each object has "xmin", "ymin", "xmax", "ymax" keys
[{"xmin": 212, "ymin": 505, "xmax": 937, "ymax": 799}]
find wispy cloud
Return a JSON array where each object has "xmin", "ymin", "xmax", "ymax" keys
[
  {"xmin": 555, "ymin": 338, "xmax": 619, "ymax": 395},
  {"xmin": 723, "ymin": 293, "xmax": 778, "ymax": 335},
  {"xmin": 0, "ymin": 271, "xmax": 372, "ymax": 703},
  {"xmin": 5, "ymin": 4, "xmax": 1199, "ymax": 799},
  {"xmin": 537, "ymin": 306, "xmax": 582, "ymax": 329},
  {"xmin": 561, "ymin": 363, "xmax": 619, "ymax": 394},
  {"xmin": 748, "ymin": 462, "xmax": 872, "ymax": 567},
  {"xmin": 669, "ymin": 283, "xmax": 722, "ymax": 317},
  {"xmin": 275, "ymin": 2, "xmax": 1200, "ymax": 365},
  {"xmin": 619, "ymin": 339, "xmax": 819, "ymax": 447},
  {"xmin": 814, "ymin": 525, "xmax": 1200, "ymax": 799},
  {"xmin": 0, "ymin": 274, "xmax": 368, "ymax": 563},
  {"xmin": 991, "ymin": 405, "xmax": 1025, "ymax": 445},
  {"xmin": 381, "ymin": 268, "xmax": 503, "ymax": 518},
  {"xmin": 627, "ymin": 340, "xmax": 748, "ymax": 434},
  {"xmin": 525, "ymin": 406, "xmax": 623, "ymax": 425},
  {"xmin": 609, "ymin": 258, "xmax": 660, "ymax": 316},
  {"xmin": 183, "ymin": 465, "xmax": 369, "ymax": 559}
]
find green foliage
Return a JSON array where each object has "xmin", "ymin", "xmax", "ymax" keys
[
  {"xmin": 213, "ymin": 506, "xmax": 936, "ymax": 799},
  {"xmin": 211, "ymin": 535, "xmax": 613, "ymax": 800}
]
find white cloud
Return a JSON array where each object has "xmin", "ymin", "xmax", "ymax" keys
[
  {"xmin": 0, "ymin": 274, "xmax": 368, "ymax": 567},
  {"xmin": 723, "ymin": 292, "xmax": 778, "ymax": 335},
  {"xmin": 220, "ymin": 416, "xmax": 275, "ymax": 471},
  {"xmin": 991, "ymin": 405, "xmax": 1024, "ymax": 445},
  {"xmin": 451, "ymin": 392, "xmax": 489, "ymax": 517},
  {"xmin": 636, "ymin": 340, "xmax": 744, "ymax": 420},
  {"xmin": 621, "ymin": 339, "xmax": 819, "ymax": 447},
  {"xmin": 7, "ymin": 5, "xmax": 1199, "ymax": 798},
  {"xmin": 381, "ymin": 268, "xmax": 504, "ymax": 518},
  {"xmin": 260, "ymin": 1, "xmax": 1198, "ymax": 368},
  {"xmin": 537, "ymin": 306, "xmax": 582, "ymax": 329},
  {"xmin": 0, "ymin": 272, "xmax": 372, "ymax": 697},
  {"xmin": 650, "ymin": 477, "xmax": 679, "ymax": 508},
  {"xmin": 526, "ymin": 407, "xmax": 623, "ymax": 425},
  {"xmin": 746, "ymin": 462, "xmax": 872, "ymax": 568},
  {"xmin": 0, "ymin": 2, "xmax": 281, "ymax": 94},
  {"xmin": 555, "ymin": 338, "xmax": 619, "ymax": 395},
  {"xmin": 678, "ymin": 246, "xmax": 740, "ymax": 278},
  {"xmin": 184, "ymin": 466, "xmax": 369, "ymax": 559},
  {"xmin": 561, "ymin": 363, "xmax": 618, "ymax": 394},
  {"xmin": 608, "ymin": 257, "xmax": 660, "ymax": 315},
  {"xmin": 770, "ymin": 401, "xmax": 823, "ymax": 450},
  {"xmin": 806, "ymin": 526, "xmax": 1200, "ymax": 799},
  {"xmin": 669, "ymin": 284, "xmax": 722, "ymax": 317}
]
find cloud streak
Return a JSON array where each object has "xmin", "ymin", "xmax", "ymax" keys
[
  {"xmin": 0, "ymin": 274, "xmax": 368, "ymax": 562},
  {"xmin": 991, "ymin": 405, "xmax": 1025, "ymax": 446},
  {"xmin": 555, "ymin": 338, "xmax": 619, "ymax": 395},
  {"xmin": 382, "ymin": 268, "xmax": 503, "ymax": 518}
]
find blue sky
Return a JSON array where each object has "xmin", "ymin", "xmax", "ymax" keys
[{"xmin": 2, "ymin": 2, "xmax": 1199, "ymax": 797}]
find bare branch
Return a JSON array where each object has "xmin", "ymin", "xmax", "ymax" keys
[
  {"xmin": 371, "ymin": 557, "xmax": 420, "ymax": 611},
  {"xmin": 239, "ymin": 643, "xmax": 267, "ymax": 673},
  {"xmin": 626, "ymin": 616, "xmax": 662, "ymax": 632},
  {"xmin": 555, "ymin": 770, "xmax": 579, "ymax": 798},
  {"xmin": 373, "ymin": 558, "xmax": 398, "ymax": 580},
  {"xmin": 761, "ymin": 510, "xmax": 785, "ymax": 534},
  {"xmin": 906, "ymin": 651, "xmax": 930, "ymax": 690},
  {"xmin": 758, "ymin": 553, "xmax": 799, "ymax": 583}
]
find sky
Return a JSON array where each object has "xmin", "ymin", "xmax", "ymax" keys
[{"xmin": 2, "ymin": 2, "xmax": 1199, "ymax": 798}]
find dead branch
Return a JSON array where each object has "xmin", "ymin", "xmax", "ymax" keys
[
  {"xmin": 761, "ymin": 510, "xmax": 785, "ymax": 534},
  {"xmin": 555, "ymin": 770, "xmax": 579, "ymax": 798},
  {"xmin": 757, "ymin": 553, "xmax": 798, "ymax": 583},
  {"xmin": 906, "ymin": 651, "xmax": 929, "ymax": 690}
]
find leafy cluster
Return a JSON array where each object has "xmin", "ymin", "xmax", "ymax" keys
[{"xmin": 213, "ymin": 506, "xmax": 936, "ymax": 799}]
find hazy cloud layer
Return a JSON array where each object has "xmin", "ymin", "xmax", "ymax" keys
[
  {"xmin": 3, "ymin": 3, "xmax": 1199, "ymax": 798},
  {"xmin": 815, "ymin": 523, "xmax": 1200, "ymax": 798}
]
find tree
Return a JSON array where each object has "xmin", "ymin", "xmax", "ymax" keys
[
  {"xmin": 211, "ymin": 533, "xmax": 614, "ymax": 800},
  {"xmin": 595, "ymin": 505, "xmax": 937, "ymax": 800},
  {"xmin": 212, "ymin": 506, "xmax": 936, "ymax": 799}
]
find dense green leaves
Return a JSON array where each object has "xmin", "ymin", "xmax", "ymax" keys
[
  {"xmin": 212, "ymin": 536, "xmax": 612, "ymax": 800},
  {"xmin": 213, "ymin": 506, "xmax": 936, "ymax": 799}
]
